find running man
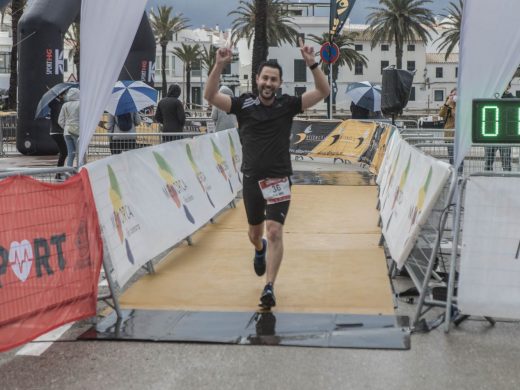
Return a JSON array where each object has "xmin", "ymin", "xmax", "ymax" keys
[{"xmin": 204, "ymin": 38, "xmax": 330, "ymax": 309}]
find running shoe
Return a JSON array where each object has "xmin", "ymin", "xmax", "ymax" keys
[
  {"xmin": 259, "ymin": 282, "xmax": 276, "ymax": 309},
  {"xmin": 253, "ymin": 238, "xmax": 267, "ymax": 276}
]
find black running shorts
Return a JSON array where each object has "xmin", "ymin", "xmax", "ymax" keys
[{"xmin": 242, "ymin": 175, "xmax": 291, "ymax": 225}]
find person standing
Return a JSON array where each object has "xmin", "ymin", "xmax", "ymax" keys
[
  {"xmin": 439, "ymin": 87, "xmax": 456, "ymax": 165},
  {"xmin": 107, "ymin": 111, "xmax": 140, "ymax": 154},
  {"xmin": 58, "ymin": 88, "xmax": 80, "ymax": 167},
  {"xmin": 155, "ymin": 84, "xmax": 185, "ymax": 142},
  {"xmin": 48, "ymin": 92, "xmax": 67, "ymax": 178},
  {"xmin": 350, "ymin": 101, "xmax": 369, "ymax": 119},
  {"xmin": 204, "ymin": 38, "xmax": 330, "ymax": 309},
  {"xmin": 211, "ymin": 85, "xmax": 238, "ymax": 131}
]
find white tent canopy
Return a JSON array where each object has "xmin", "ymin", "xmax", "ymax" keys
[
  {"xmin": 454, "ymin": 0, "xmax": 520, "ymax": 168},
  {"xmin": 79, "ymin": 0, "xmax": 148, "ymax": 162}
]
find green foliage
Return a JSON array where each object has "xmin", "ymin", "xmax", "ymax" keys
[
  {"xmin": 366, "ymin": 0, "xmax": 436, "ymax": 69},
  {"xmin": 435, "ymin": 0, "xmax": 463, "ymax": 61}
]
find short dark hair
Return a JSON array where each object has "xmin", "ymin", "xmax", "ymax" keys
[{"xmin": 257, "ymin": 59, "xmax": 283, "ymax": 80}]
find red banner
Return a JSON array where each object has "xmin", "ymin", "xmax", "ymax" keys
[{"xmin": 0, "ymin": 170, "xmax": 103, "ymax": 352}]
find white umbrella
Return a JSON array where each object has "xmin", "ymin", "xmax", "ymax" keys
[{"xmin": 346, "ymin": 81, "xmax": 382, "ymax": 112}]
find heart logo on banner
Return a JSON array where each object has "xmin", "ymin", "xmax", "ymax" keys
[{"xmin": 9, "ymin": 240, "xmax": 34, "ymax": 282}]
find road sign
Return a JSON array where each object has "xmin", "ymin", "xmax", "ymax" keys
[{"xmin": 320, "ymin": 42, "xmax": 340, "ymax": 64}]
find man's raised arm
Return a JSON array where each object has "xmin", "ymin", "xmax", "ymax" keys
[
  {"xmin": 299, "ymin": 37, "xmax": 330, "ymax": 111},
  {"xmin": 204, "ymin": 47, "xmax": 233, "ymax": 113}
]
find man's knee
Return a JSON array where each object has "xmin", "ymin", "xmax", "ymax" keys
[
  {"xmin": 266, "ymin": 221, "xmax": 283, "ymax": 243},
  {"xmin": 248, "ymin": 224, "xmax": 263, "ymax": 242}
]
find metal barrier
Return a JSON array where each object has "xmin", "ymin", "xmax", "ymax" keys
[
  {"xmin": 415, "ymin": 143, "xmax": 520, "ymax": 175},
  {"xmin": 0, "ymin": 114, "xmax": 17, "ymax": 156},
  {"xmin": 86, "ymin": 131, "xmax": 204, "ymax": 161},
  {"xmin": 0, "ymin": 166, "xmax": 77, "ymax": 182}
]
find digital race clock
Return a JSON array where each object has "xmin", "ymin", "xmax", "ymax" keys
[{"xmin": 472, "ymin": 99, "xmax": 520, "ymax": 143}]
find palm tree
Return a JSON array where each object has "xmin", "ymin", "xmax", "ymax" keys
[
  {"xmin": 435, "ymin": 0, "xmax": 463, "ymax": 61},
  {"xmin": 229, "ymin": 0, "xmax": 300, "ymax": 47},
  {"xmin": 308, "ymin": 32, "xmax": 368, "ymax": 113},
  {"xmin": 8, "ymin": 0, "xmax": 27, "ymax": 110},
  {"xmin": 366, "ymin": 0, "xmax": 436, "ymax": 69},
  {"xmin": 65, "ymin": 22, "xmax": 80, "ymax": 81},
  {"xmin": 229, "ymin": 0, "xmax": 300, "ymax": 92},
  {"xmin": 251, "ymin": 0, "xmax": 267, "ymax": 94},
  {"xmin": 172, "ymin": 43, "xmax": 201, "ymax": 108},
  {"xmin": 201, "ymin": 45, "xmax": 218, "ymax": 75},
  {"xmin": 149, "ymin": 6, "xmax": 189, "ymax": 96}
]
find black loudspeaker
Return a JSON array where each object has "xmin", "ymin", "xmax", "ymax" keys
[{"xmin": 381, "ymin": 67, "xmax": 415, "ymax": 115}]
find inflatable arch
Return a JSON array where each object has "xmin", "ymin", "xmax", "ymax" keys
[{"xmin": 16, "ymin": 0, "xmax": 155, "ymax": 155}]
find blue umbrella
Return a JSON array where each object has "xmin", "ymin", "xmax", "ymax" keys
[
  {"xmin": 106, "ymin": 80, "xmax": 158, "ymax": 115},
  {"xmin": 34, "ymin": 82, "xmax": 79, "ymax": 119},
  {"xmin": 346, "ymin": 81, "xmax": 382, "ymax": 112}
]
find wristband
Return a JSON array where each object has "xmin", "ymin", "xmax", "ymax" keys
[{"xmin": 309, "ymin": 62, "xmax": 319, "ymax": 70}]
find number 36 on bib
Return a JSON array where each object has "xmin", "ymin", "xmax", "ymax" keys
[{"xmin": 258, "ymin": 177, "xmax": 291, "ymax": 205}]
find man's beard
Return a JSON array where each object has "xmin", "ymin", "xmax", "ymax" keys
[{"xmin": 260, "ymin": 86, "xmax": 274, "ymax": 100}]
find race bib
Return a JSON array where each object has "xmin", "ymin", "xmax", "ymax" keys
[{"xmin": 258, "ymin": 177, "xmax": 291, "ymax": 204}]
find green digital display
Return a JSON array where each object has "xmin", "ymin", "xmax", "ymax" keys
[{"xmin": 472, "ymin": 99, "xmax": 520, "ymax": 143}]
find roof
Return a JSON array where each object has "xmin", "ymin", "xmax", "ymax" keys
[{"xmin": 426, "ymin": 53, "xmax": 459, "ymax": 64}]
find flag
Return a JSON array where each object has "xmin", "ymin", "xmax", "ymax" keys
[{"xmin": 329, "ymin": 0, "xmax": 357, "ymax": 42}]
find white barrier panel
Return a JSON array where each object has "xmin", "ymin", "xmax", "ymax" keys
[
  {"xmin": 84, "ymin": 129, "xmax": 242, "ymax": 286},
  {"xmin": 458, "ymin": 176, "xmax": 520, "ymax": 319},
  {"xmin": 379, "ymin": 132, "xmax": 451, "ymax": 268}
]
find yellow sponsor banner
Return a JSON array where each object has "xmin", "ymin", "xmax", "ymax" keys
[
  {"xmin": 308, "ymin": 120, "xmax": 377, "ymax": 163},
  {"xmin": 369, "ymin": 124, "xmax": 394, "ymax": 175}
]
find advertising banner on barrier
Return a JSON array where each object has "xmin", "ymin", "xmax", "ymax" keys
[
  {"xmin": 85, "ymin": 129, "xmax": 242, "ymax": 287},
  {"xmin": 378, "ymin": 133, "xmax": 452, "ymax": 268},
  {"xmin": 309, "ymin": 120, "xmax": 378, "ymax": 162},
  {"xmin": 369, "ymin": 124, "xmax": 395, "ymax": 175},
  {"xmin": 289, "ymin": 119, "xmax": 341, "ymax": 156},
  {"xmin": 0, "ymin": 171, "xmax": 103, "ymax": 352},
  {"xmin": 458, "ymin": 176, "xmax": 520, "ymax": 319}
]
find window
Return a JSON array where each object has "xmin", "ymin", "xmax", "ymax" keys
[
  {"xmin": 355, "ymin": 44, "xmax": 363, "ymax": 51},
  {"xmin": 381, "ymin": 60, "xmax": 389, "ymax": 74},
  {"xmin": 381, "ymin": 44, "xmax": 389, "ymax": 51},
  {"xmin": 434, "ymin": 90, "xmax": 444, "ymax": 102},
  {"xmin": 276, "ymin": 88, "xmax": 283, "ymax": 97},
  {"xmin": 156, "ymin": 55, "xmax": 171, "ymax": 76},
  {"xmin": 436, "ymin": 67, "xmax": 443, "ymax": 78},
  {"xmin": 409, "ymin": 86, "xmax": 416, "ymax": 101},
  {"xmin": 294, "ymin": 59, "xmax": 307, "ymax": 82},
  {"xmin": 294, "ymin": 86, "xmax": 306, "ymax": 97},
  {"xmin": 191, "ymin": 60, "xmax": 202, "ymax": 77},
  {"xmin": 1, "ymin": 53, "xmax": 13, "ymax": 73},
  {"xmin": 516, "ymin": 91, "xmax": 520, "ymax": 98},
  {"xmin": 407, "ymin": 44, "xmax": 415, "ymax": 51},
  {"xmin": 354, "ymin": 60, "xmax": 363, "ymax": 75},
  {"xmin": 407, "ymin": 61, "xmax": 415, "ymax": 72},
  {"xmin": 191, "ymin": 86, "xmax": 201, "ymax": 106},
  {"xmin": 455, "ymin": 67, "xmax": 458, "ymax": 78}
]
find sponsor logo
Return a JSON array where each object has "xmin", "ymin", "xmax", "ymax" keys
[
  {"xmin": 45, "ymin": 49, "xmax": 64, "ymax": 75},
  {"xmin": 0, "ymin": 234, "xmax": 67, "ymax": 287}
]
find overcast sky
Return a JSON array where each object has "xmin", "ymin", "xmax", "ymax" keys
[{"xmin": 147, "ymin": 0, "xmax": 454, "ymax": 30}]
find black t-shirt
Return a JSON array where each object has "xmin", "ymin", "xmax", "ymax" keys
[{"xmin": 229, "ymin": 93, "xmax": 302, "ymax": 178}]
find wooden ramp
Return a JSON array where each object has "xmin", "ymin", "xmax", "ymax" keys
[{"xmin": 119, "ymin": 185, "xmax": 394, "ymax": 315}]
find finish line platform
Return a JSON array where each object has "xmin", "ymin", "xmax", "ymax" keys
[{"xmin": 83, "ymin": 171, "xmax": 410, "ymax": 349}]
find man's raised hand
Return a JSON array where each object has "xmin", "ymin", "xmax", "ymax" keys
[
  {"xmin": 299, "ymin": 36, "xmax": 315, "ymax": 66},
  {"xmin": 216, "ymin": 47, "xmax": 233, "ymax": 66}
]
